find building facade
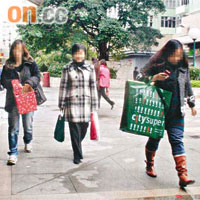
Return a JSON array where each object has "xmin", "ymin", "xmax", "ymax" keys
[
  {"xmin": 0, "ymin": 21, "xmax": 16, "ymax": 65},
  {"xmin": 174, "ymin": 0, "xmax": 200, "ymax": 67},
  {"xmin": 0, "ymin": 0, "xmax": 35, "ymax": 65},
  {"xmin": 150, "ymin": 0, "xmax": 177, "ymax": 36},
  {"xmin": 125, "ymin": 0, "xmax": 200, "ymax": 71}
]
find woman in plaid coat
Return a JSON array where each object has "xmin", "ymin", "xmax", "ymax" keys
[{"xmin": 59, "ymin": 43, "xmax": 98, "ymax": 164}]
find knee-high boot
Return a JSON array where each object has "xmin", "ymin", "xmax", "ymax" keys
[
  {"xmin": 145, "ymin": 148, "xmax": 157, "ymax": 178},
  {"xmin": 174, "ymin": 155, "xmax": 195, "ymax": 188}
]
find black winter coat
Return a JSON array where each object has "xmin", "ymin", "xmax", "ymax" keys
[
  {"xmin": 137, "ymin": 61, "xmax": 195, "ymax": 117},
  {"xmin": 0, "ymin": 60, "xmax": 41, "ymax": 112}
]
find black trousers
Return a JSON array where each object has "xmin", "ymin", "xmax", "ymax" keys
[
  {"xmin": 98, "ymin": 87, "xmax": 114, "ymax": 108},
  {"xmin": 68, "ymin": 122, "xmax": 89, "ymax": 160}
]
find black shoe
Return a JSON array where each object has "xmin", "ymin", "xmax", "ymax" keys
[
  {"xmin": 73, "ymin": 159, "xmax": 81, "ymax": 165},
  {"xmin": 111, "ymin": 102, "xmax": 115, "ymax": 110}
]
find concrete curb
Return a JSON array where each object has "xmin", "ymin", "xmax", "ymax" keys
[{"xmin": 6, "ymin": 187, "xmax": 200, "ymax": 200}]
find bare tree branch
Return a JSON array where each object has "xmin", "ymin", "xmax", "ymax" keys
[{"xmin": 76, "ymin": 18, "xmax": 96, "ymax": 38}]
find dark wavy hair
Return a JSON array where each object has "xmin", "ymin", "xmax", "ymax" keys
[
  {"xmin": 143, "ymin": 39, "xmax": 189, "ymax": 74},
  {"xmin": 7, "ymin": 40, "xmax": 33, "ymax": 64}
]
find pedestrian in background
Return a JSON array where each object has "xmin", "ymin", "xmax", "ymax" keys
[
  {"xmin": 59, "ymin": 43, "xmax": 98, "ymax": 165},
  {"xmin": 1, "ymin": 40, "xmax": 41, "ymax": 165},
  {"xmin": 133, "ymin": 66, "xmax": 139, "ymax": 80},
  {"xmin": 98, "ymin": 59, "xmax": 115, "ymax": 109},
  {"xmin": 91, "ymin": 57, "xmax": 100, "ymax": 83},
  {"xmin": 138, "ymin": 39, "xmax": 197, "ymax": 188}
]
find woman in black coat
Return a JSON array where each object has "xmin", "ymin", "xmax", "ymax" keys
[
  {"xmin": 138, "ymin": 40, "xmax": 196, "ymax": 189},
  {"xmin": 1, "ymin": 40, "xmax": 41, "ymax": 165}
]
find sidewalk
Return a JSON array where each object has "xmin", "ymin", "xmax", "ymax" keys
[
  {"xmin": 0, "ymin": 89, "xmax": 11, "ymax": 200},
  {"xmin": 0, "ymin": 81, "xmax": 200, "ymax": 200}
]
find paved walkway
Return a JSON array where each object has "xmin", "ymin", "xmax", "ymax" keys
[{"xmin": 0, "ymin": 80, "xmax": 200, "ymax": 200}]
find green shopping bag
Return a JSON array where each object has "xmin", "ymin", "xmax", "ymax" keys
[
  {"xmin": 54, "ymin": 114, "xmax": 65, "ymax": 142},
  {"xmin": 120, "ymin": 80, "xmax": 172, "ymax": 139}
]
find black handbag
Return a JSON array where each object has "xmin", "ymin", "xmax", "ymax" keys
[{"xmin": 34, "ymin": 83, "xmax": 47, "ymax": 105}]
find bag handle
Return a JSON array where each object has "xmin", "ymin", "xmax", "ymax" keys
[
  {"xmin": 147, "ymin": 76, "xmax": 154, "ymax": 86},
  {"xmin": 58, "ymin": 111, "xmax": 64, "ymax": 121},
  {"xmin": 147, "ymin": 76, "xmax": 169, "ymax": 111},
  {"xmin": 155, "ymin": 87, "xmax": 167, "ymax": 107}
]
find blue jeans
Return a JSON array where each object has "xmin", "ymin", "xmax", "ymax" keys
[
  {"xmin": 146, "ymin": 128, "xmax": 185, "ymax": 156},
  {"xmin": 8, "ymin": 107, "xmax": 34, "ymax": 156}
]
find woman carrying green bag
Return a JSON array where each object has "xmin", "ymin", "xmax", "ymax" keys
[
  {"xmin": 137, "ymin": 39, "xmax": 197, "ymax": 188},
  {"xmin": 58, "ymin": 43, "xmax": 98, "ymax": 165}
]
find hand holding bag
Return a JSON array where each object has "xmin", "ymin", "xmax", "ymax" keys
[
  {"xmin": 11, "ymin": 79, "xmax": 37, "ymax": 114},
  {"xmin": 54, "ymin": 113, "xmax": 65, "ymax": 142}
]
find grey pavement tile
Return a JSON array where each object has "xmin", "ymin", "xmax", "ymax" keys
[
  {"xmin": 11, "ymin": 193, "xmax": 80, "ymax": 200},
  {"xmin": 0, "ymin": 162, "xmax": 11, "ymax": 197},
  {"xmin": 0, "ymin": 197, "xmax": 11, "ymax": 200},
  {"xmin": 70, "ymin": 157, "xmax": 146, "ymax": 193},
  {"xmin": 0, "ymin": 122, "xmax": 12, "ymax": 198},
  {"xmin": 11, "ymin": 155, "xmax": 79, "ymax": 175},
  {"xmin": 110, "ymin": 145, "xmax": 178, "ymax": 190},
  {"xmin": 185, "ymin": 151, "xmax": 200, "ymax": 186},
  {"xmin": 12, "ymin": 174, "xmax": 76, "ymax": 195}
]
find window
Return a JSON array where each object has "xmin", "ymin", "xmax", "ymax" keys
[
  {"xmin": 149, "ymin": 16, "xmax": 153, "ymax": 27},
  {"xmin": 164, "ymin": 0, "xmax": 176, "ymax": 9},
  {"xmin": 176, "ymin": 0, "xmax": 189, "ymax": 6},
  {"xmin": 165, "ymin": 17, "xmax": 168, "ymax": 27},
  {"xmin": 181, "ymin": 0, "xmax": 189, "ymax": 5},
  {"xmin": 172, "ymin": 17, "xmax": 176, "ymax": 27},
  {"xmin": 176, "ymin": 16, "xmax": 182, "ymax": 27},
  {"xmin": 161, "ymin": 16, "xmax": 176, "ymax": 28},
  {"xmin": 172, "ymin": 0, "xmax": 176, "ymax": 8},
  {"xmin": 161, "ymin": 17, "xmax": 164, "ymax": 27}
]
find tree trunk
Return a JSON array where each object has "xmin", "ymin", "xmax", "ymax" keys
[{"xmin": 99, "ymin": 41, "xmax": 109, "ymax": 61}]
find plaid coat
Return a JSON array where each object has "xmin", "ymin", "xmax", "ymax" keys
[{"xmin": 58, "ymin": 62, "xmax": 98, "ymax": 122}]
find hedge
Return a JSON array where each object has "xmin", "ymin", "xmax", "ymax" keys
[
  {"xmin": 189, "ymin": 67, "xmax": 200, "ymax": 80},
  {"xmin": 109, "ymin": 68, "xmax": 118, "ymax": 79},
  {"xmin": 48, "ymin": 65, "xmax": 64, "ymax": 77},
  {"xmin": 191, "ymin": 80, "xmax": 200, "ymax": 88}
]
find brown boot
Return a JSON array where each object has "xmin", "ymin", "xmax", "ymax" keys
[
  {"xmin": 145, "ymin": 148, "xmax": 157, "ymax": 178},
  {"xmin": 174, "ymin": 155, "xmax": 195, "ymax": 188}
]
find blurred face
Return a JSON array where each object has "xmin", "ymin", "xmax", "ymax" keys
[
  {"xmin": 73, "ymin": 49, "xmax": 85, "ymax": 63},
  {"xmin": 168, "ymin": 48, "xmax": 183, "ymax": 65},
  {"xmin": 13, "ymin": 43, "xmax": 23, "ymax": 63}
]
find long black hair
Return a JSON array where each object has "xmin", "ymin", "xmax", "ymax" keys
[
  {"xmin": 143, "ymin": 39, "xmax": 188, "ymax": 74},
  {"xmin": 7, "ymin": 40, "xmax": 33, "ymax": 65}
]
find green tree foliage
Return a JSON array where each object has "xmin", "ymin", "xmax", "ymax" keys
[{"xmin": 18, "ymin": 0, "xmax": 165, "ymax": 61}]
